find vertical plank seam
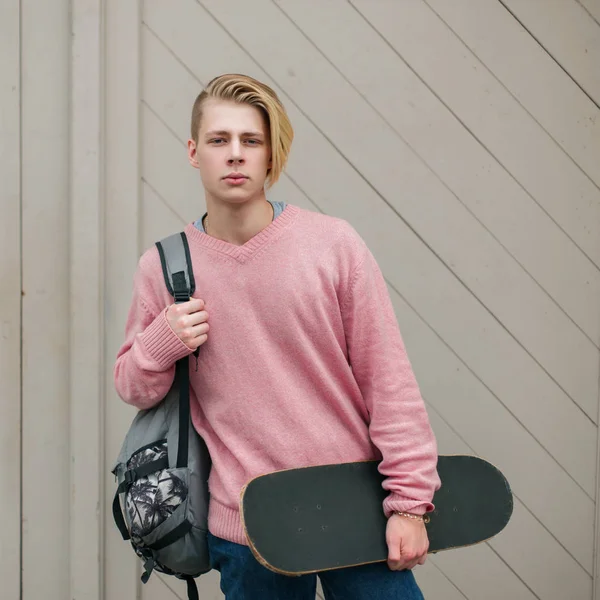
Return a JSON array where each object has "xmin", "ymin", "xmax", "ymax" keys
[
  {"xmin": 99, "ymin": 1, "xmax": 108, "ymax": 597},
  {"xmin": 19, "ymin": 0, "xmax": 24, "ymax": 598},
  {"xmin": 70, "ymin": 0, "xmax": 103, "ymax": 597},
  {"xmin": 594, "ymin": 355, "xmax": 600, "ymax": 599}
]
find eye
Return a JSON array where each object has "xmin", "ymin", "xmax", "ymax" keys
[
  {"xmin": 245, "ymin": 139, "xmax": 260, "ymax": 145},
  {"xmin": 210, "ymin": 138, "xmax": 225, "ymax": 145}
]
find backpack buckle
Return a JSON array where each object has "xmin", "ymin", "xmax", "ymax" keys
[{"xmin": 173, "ymin": 290, "xmax": 190, "ymax": 303}]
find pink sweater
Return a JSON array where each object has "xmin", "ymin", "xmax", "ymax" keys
[{"xmin": 114, "ymin": 204, "xmax": 440, "ymax": 545}]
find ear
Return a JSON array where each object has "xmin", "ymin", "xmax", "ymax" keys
[{"xmin": 187, "ymin": 139, "xmax": 200, "ymax": 169}]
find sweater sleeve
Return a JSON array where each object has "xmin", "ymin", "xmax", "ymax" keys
[
  {"xmin": 341, "ymin": 243, "xmax": 441, "ymax": 517},
  {"xmin": 114, "ymin": 253, "xmax": 194, "ymax": 410}
]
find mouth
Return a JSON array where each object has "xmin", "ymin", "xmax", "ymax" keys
[{"xmin": 223, "ymin": 174, "xmax": 248, "ymax": 186}]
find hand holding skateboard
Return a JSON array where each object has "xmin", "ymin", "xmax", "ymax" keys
[{"xmin": 241, "ymin": 455, "xmax": 513, "ymax": 575}]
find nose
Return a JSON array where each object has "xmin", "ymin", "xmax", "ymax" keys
[{"xmin": 227, "ymin": 139, "xmax": 244, "ymax": 165}]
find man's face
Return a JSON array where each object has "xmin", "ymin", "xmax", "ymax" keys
[{"xmin": 188, "ymin": 99, "xmax": 272, "ymax": 205}]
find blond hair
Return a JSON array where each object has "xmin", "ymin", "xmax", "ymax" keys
[{"xmin": 191, "ymin": 74, "xmax": 293, "ymax": 187}]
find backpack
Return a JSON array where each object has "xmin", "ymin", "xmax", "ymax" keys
[{"xmin": 112, "ymin": 231, "xmax": 211, "ymax": 600}]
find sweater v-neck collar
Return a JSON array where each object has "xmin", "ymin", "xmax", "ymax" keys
[{"xmin": 184, "ymin": 204, "xmax": 300, "ymax": 263}]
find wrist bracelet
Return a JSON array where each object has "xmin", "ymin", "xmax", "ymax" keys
[{"xmin": 395, "ymin": 511, "xmax": 431, "ymax": 524}]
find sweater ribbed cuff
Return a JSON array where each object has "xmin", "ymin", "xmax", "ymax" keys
[
  {"xmin": 383, "ymin": 494, "xmax": 434, "ymax": 518},
  {"xmin": 139, "ymin": 308, "xmax": 193, "ymax": 370}
]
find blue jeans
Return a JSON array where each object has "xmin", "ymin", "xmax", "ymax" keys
[{"xmin": 208, "ymin": 532, "xmax": 424, "ymax": 600}]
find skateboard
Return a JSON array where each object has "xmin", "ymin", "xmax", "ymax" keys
[{"xmin": 240, "ymin": 455, "xmax": 513, "ymax": 575}]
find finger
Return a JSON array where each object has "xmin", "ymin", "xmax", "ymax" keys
[
  {"xmin": 387, "ymin": 559, "xmax": 402, "ymax": 571},
  {"xmin": 187, "ymin": 333, "xmax": 208, "ymax": 350},
  {"xmin": 176, "ymin": 298, "xmax": 204, "ymax": 314},
  {"xmin": 184, "ymin": 323, "xmax": 209, "ymax": 343},
  {"xmin": 417, "ymin": 554, "xmax": 427, "ymax": 566},
  {"xmin": 187, "ymin": 310, "xmax": 209, "ymax": 326},
  {"xmin": 189, "ymin": 298, "xmax": 205, "ymax": 311},
  {"xmin": 386, "ymin": 532, "xmax": 402, "ymax": 571},
  {"xmin": 190, "ymin": 322, "xmax": 210, "ymax": 337},
  {"xmin": 400, "ymin": 551, "xmax": 418, "ymax": 569},
  {"xmin": 402, "ymin": 559, "xmax": 420, "ymax": 571}
]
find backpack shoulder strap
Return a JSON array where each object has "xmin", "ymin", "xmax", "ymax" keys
[
  {"xmin": 155, "ymin": 231, "xmax": 195, "ymax": 470},
  {"xmin": 155, "ymin": 232, "xmax": 195, "ymax": 303}
]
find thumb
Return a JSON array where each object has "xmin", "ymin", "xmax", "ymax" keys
[{"xmin": 387, "ymin": 533, "xmax": 402, "ymax": 569}]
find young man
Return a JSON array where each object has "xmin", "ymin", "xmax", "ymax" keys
[{"xmin": 115, "ymin": 73, "xmax": 440, "ymax": 599}]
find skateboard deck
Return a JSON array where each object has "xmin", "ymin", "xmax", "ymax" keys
[{"xmin": 241, "ymin": 455, "xmax": 513, "ymax": 575}]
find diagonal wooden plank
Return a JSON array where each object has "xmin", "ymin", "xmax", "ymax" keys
[
  {"xmin": 500, "ymin": 0, "xmax": 600, "ymax": 106},
  {"xmin": 272, "ymin": 0, "xmax": 600, "ymax": 401},
  {"xmin": 423, "ymin": 409, "xmax": 539, "ymax": 600},
  {"xmin": 198, "ymin": 0, "xmax": 600, "ymax": 422},
  {"xmin": 414, "ymin": 560, "xmax": 470, "ymax": 600},
  {"xmin": 425, "ymin": 0, "xmax": 600, "ymax": 192},
  {"xmin": 351, "ymin": 0, "xmax": 600, "ymax": 271},
  {"xmin": 142, "ymin": 102, "xmax": 205, "ymax": 223},
  {"xmin": 142, "ymin": 2, "xmax": 596, "ymax": 577},
  {"xmin": 489, "ymin": 500, "xmax": 592, "ymax": 600},
  {"xmin": 176, "ymin": 4, "xmax": 596, "ymax": 480},
  {"xmin": 276, "ymin": 0, "xmax": 600, "ymax": 349}
]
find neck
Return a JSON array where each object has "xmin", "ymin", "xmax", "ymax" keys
[{"xmin": 204, "ymin": 196, "xmax": 274, "ymax": 246}]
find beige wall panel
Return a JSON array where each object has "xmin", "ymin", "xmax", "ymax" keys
[
  {"xmin": 104, "ymin": 0, "xmax": 143, "ymax": 598},
  {"xmin": 21, "ymin": 0, "xmax": 71, "ymax": 597},
  {"xmin": 415, "ymin": 561, "xmax": 472, "ymax": 600},
  {"xmin": 422, "ymin": 412, "xmax": 538, "ymax": 599},
  {"xmin": 144, "ymin": 0, "xmax": 597, "ymax": 504},
  {"xmin": 490, "ymin": 500, "xmax": 592, "ymax": 599},
  {"xmin": 429, "ymin": 406, "xmax": 592, "ymax": 600},
  {"xmin": 190, "ymin": 0, "xmax": 596, "ymax": 486},
  {"xmin": 426, "ymin": 0, "xmax": 600, "ymax": 190},
  {"xmin": 350, "ymin": 0, "xmax": 600, "ymax": 270},
  {"xmin": 198, "ymin": 0, "xmax": 599, "ymax": 425},
  {"xmin": 275, "ymin": 0, "xmax": 600, "ymax": 347},
  {"xmin": 70, "ymin": 1, "xmax": 103, "ymax": 597},
  {"xmin": 0, "ymin": 2, "xmax": 22, "ymax": 599},
  {"xmin": 142, "ymin": 105, "xmax": 204, "ymax": 223},
  {"xmin": 501, "ymin": 0, "xmax": 600, "ymax": 105},
  {"xmin": 387, "ymin": 288, "xmax": 594, "ymax": 576},
  {"xmin": 142, "ymin": 182, "xmax": 189, "ymax": 250}
]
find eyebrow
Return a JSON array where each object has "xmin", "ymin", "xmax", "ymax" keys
[{"xmin": 204, "ymin": 130, "xmax": 265, "ymax": 138}]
